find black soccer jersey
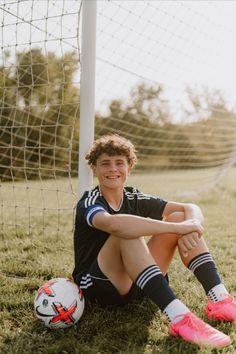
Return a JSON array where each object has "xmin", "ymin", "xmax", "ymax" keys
[{"xmin": 72, "ymin": 186, "xmax": 168, "ymax": 283}]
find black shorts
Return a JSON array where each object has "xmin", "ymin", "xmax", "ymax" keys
[{"xmin": 79, "ymin": 258, "xmax": 144, "ymax": 307}]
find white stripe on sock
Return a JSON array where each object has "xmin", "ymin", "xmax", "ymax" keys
[
  {"xmin": 191, "ymin": 259, "xmax": 214, "ymax": 272},
  {"xmin": 136, "ymin": 266, "xmax": 161, "ymax": 289},
  {"xmin": 190, "ymin": 255, "xmax": 212, "ymax": 267},
  {"xmin": 190, "ymin": 254, "xmax": 212, "ymax": 267},
  {"xmin": 189, "ymin": 254, "xmax": 213, "ymax": 272},
  {"xmin": 138, "ymin": 270, "xmax": 162, "ymax": 289}
]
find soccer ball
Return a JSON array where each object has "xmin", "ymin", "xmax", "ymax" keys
[{"xmin": 34, "ymin": 278, "xmax": 85, "ymax": 329}]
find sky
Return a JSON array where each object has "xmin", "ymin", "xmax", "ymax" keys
[
  {"xmin": 95, "ymin": 1, "xmax": 236, "ymax": 116},
  {"xmin": 1, "ymin": 0, "xmax": 236, "ymax": 117}
]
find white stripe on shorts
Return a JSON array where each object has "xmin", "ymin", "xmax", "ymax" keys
[{"xmin": 80, "ymin": 273, "xmax": 93, "ymax": 289}]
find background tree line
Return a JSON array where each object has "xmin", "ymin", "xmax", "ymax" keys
[
  {"xmin": 0, "ymin": 49, "xmax": 80, "ymax": 180},
  {"xmin": 1, "ymin": 48, "xmax": 236, "ymax": 180}
]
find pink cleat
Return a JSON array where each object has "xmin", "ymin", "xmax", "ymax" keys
[
  {"xmin": 206, "ymin": 295, "xmax": 236, "ymax": 321},
  {"xmin": 169, "ymin": 312, "xmax": 231, "ymax": 347}
]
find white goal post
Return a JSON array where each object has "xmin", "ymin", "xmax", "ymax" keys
[
  {"xmin": 78, "ymin": 0, "xmax": 97, "ymax": 197},
  {"xmin": 0, "ymin": 0, "xmax": 236, "ymax": 237}
]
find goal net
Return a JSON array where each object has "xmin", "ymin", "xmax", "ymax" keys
[
  {"xmin": 95, "ymin": 1, "xmax": 236, "ymax": 198},
  {"xmin": 1, "ymin": 0, "xmax": 236, "ymax": 236},
  {"xmin": 0, "ymin": 0, "xmax": 82, "ymax": 236}
]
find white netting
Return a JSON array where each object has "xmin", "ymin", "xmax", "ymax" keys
[
  {"xmin": 0, "ymin": 0, "xmax": 82, "ymax": 235},
  {"xmin": 1, "ymin": 0, "xmax": 236, "ymax": 236},
  {"xmin": 95, "ymin": 1, "xmax": 236, "ymax": 197}
]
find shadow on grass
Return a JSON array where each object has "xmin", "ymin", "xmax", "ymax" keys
[
  {"xmin": 1, "ymin": 296, "xmax": 235, "ymax": 354},
  {"xmin": 1, "ymin": 298, "xmax": 155, "ymax": 354}
]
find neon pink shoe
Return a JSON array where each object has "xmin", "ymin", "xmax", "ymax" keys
[
  {"xmin": 169, "ymin": 312, "xmax": 231, "ymax": 347},
  {"xmin": 206, "ymin": 295, "xmax": 236, "ymax": 321}
]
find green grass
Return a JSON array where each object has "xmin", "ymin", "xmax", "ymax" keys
[{"xmin": 1, "ymin": 168, "xmax": 236, "ymax": 353}]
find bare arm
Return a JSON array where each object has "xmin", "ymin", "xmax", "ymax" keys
[{"xmin": 92, "ymin": 211, "xmax": 204, "ymax": 239}]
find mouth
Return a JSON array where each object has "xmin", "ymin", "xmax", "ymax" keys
[{"xmin": 106, "ymin": 176, "xmax": 120, "ymax": 180}]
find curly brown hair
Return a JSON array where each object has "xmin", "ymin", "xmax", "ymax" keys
[{"xmin": 85, "ymin": 134, "xmax": 138, "ymax": 167}]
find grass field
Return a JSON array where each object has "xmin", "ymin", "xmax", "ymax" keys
[{"xmin": 0, "ymin": 168, "xmax": 236, "ymax": 353}]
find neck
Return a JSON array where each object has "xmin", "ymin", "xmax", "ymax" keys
[{"xmin": 99, "ymin": 185, "xmax": 124, "ymax": 210}]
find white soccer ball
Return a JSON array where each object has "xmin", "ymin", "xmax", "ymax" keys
[{"xmin": 34, "ymin": 278, "xmax": 85, "ymax": 329}]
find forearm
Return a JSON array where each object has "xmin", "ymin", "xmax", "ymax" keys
[
  {"xmin": 106, "ymin": 214, "xmax": 179, "ymax": 239},
  {"xmin": 95, "ymin": 213, "xmax": 204, "ymax": 240}
]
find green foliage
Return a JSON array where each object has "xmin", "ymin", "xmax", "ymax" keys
[
  {"xmin": 1, "ymin": 49, "xmax": 236, "ymax": 181},
  {"xmin": 96, "ymin": 83, "xmax": 236, "ymax": 170},
  {"xmin": 0, "ymin": 49, "xmax": 80, "ymax": 181},
  {"xmin": 17, "ymin": 48, "xmax": 48, "ymax": 106}
]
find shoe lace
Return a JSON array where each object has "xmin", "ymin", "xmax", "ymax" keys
[{"xmin": 175, "ymin": 312, "xmax": 214, "ymax": 335}]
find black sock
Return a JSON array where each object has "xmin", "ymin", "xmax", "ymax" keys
[
  {"xmin": 135, "ymin": 265, "xmax": 176, "ymax": 311},
  {"xmin": 188, "ymin": 252, "xmax": 221, "ymax": 294}
]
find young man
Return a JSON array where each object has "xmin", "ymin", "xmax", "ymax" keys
[{"xmin": 73, "ymin": 134, "xmax": 236, "ymax": 348}]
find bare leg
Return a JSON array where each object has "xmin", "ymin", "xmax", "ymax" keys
[
  {"xmin": 98, "ymin": 235, "xmax": 156, "ymax": 295},
  {"xmin": 97, "ymin": 218, "xmax": 233, "ymax": 348},
  {"xmin": 147, "ymin": 212, "xmax": 182, "ymax": 274},
  {"xmin": 148, "ymin": 211, "xmax": 209, "ymax": 270},
  {"xmin": 179, "ymin": 237, "xmax": 209, "ymax": 266},
  {"xmin": 98, "ymin": 212, "xmax": 209, "ymax": 295}
]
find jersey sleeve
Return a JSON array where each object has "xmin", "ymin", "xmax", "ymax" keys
[
  {"xmin": 135, "ymin": 190, "xmax": 168, "ymax": 220},
  {"xmin": 84, "ymin": 204, "xmax": 106, "ymax": 227},
  {"xmin": 76, "ymin": 191, "xmax": 108, "ymax": 228},
  {"xmin": 146, "ymin": 196, "xmax": 168, "ymax": 220}
]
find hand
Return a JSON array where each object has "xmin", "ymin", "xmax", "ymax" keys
[
  {"xmin": 176, "ymin": 218, "xmax": 204, "ymax": 237},
  {"xmin": 178, "ymin": 231, "xmax": 201, "ymax": 257}
]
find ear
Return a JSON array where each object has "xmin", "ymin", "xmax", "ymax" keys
[
  {"xmin": 91, "ymin": 165, "xmax": 97, "ymax": 177},
  {"xmin": 127, "ymin": 164, "xmax": 133, "ymax": 175}
]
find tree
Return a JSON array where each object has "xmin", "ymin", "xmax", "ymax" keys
[
  {"xmin": 0, "ymin": 49, "xmax": 80, "ymax": 180},
  {"xmin": 183, "ymin": 87, "xmax": 236, "ymax": 168}
]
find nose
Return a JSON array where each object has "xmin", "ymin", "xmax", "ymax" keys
[{"xmin": 109, "ymin": 162, "xmax": 118, "ymax": 171}]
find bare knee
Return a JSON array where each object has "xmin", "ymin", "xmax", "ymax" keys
[
  {"xmin": 165, "ymin": 211, "xmax": 185, "ymax": 223},
  {"xmin": 119, "ymin": 236, "xmax": 147, "ymax": 250},
  {"xmin": 100, "ymin": 235, "xmax": 147, "ymax": 254}
]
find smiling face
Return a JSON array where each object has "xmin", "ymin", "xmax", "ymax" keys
[{"xmin": 92, "ymin": 153, "xmax": 132, "ymax": 192}]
